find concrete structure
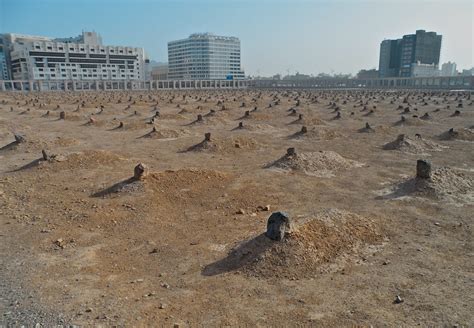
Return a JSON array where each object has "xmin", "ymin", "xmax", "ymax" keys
[
  {"xmin": 168, "ymin": 33, "xmax": 244, "ymax": 80},
  {"xmin": 379, "ymin": 30, "xmax": 442, "ymax": 78},
  {"xmin": 357, "ymin": 69, "xmax": 379, "ymax": 79},
  {"xmin": 411, "ymin": 62, "xmax": 439, "ymax": 77},
  {"xmin": 151, "ymin": 64, "xmax": 169, "ymax": 80},
  {"xmin": 461, "ymin": 68, "xmax": 474, "ymax": 76},
  {"xmin": 0, "ymin": 79, "xmax": 250, "ymax": 92},
  {"xmin": 1, "ymin": 76, "xmax": 473, "ymax": 92},
  {"xmin": 1, "ymin": 33, "xmax": 59, "ymax": 80},
  {"xmin": 2, "ymin": 31, "xmax": 148, "ymax": 81},
  {"xmin": 248, "ymin": 76, "xmax": 473, "ymax": 90},
  {"xmin": 440, "ymin": 62, "xmax": 457, "ymax": 76}
]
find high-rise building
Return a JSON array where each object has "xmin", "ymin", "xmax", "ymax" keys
[
  {"xmin": 378, "ymin": 39, "xmax": 401, "ymax": 78},
  {"xmin": 0, "ymin": 38, "xmax": 9, "ymax": 80},
  {"xmin": 168, "ymin": 33, "xmax": 245, "ymax": 80},
  {"xmin": 440, "ymin": 62, "xmax": 457, "ymax": 76},
  {"xmin": 378, "ymin": 30, "xmax": 442, "ymax": 78},
  {"xmin": 1, "ymin": 31, "xmax": 148, "ymax": 81}
]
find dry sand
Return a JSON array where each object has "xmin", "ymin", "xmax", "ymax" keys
[{"xmin": 0, "ymin": 89, "xmax": 473, "ymax": 326}]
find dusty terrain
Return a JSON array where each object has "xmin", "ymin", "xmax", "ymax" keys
[{"xmin": 0, "ymin": 88, "xmax": 473, "ymax": 327}]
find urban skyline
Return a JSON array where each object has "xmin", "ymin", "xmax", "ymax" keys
[{"xmin": 1, "ymin": 0, "xmax": 472, "ymax": 77}]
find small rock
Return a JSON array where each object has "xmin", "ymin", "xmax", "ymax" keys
[{"xmin": 394, "ymin": 295, "xmax": 404, "ymax": 304}]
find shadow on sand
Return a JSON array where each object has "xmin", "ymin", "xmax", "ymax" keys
[
  {"xmin": 10, "ymin": 158, "xmax": 44, "ymax": 172},
  {"xmin": 0, "ymin": 140, "xmax": 21, "ymax": 152},
  {"xmin": 91, "ymin": 177, "xmax": 138, "ymax": 198},
  {"xmin": 202, "ymin": 233, "xmax": 273, "ymax": 276},
  {"xmin": 375, "ymin": 178, "xmax": 434, "ymax": 200}
]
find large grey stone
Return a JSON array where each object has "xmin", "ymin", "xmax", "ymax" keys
[
  {"xmin": 416, "ymin": 159, "xmax": 431, "ymax": 179},
  {"xmin": 266, "ymin": 212, "xmax": 291, "ymax": 241}
]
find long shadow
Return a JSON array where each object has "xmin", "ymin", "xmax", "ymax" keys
[
  {"xmin": 287, "ymin": 118, "xmax": 303, "ymax": 125},
  {"xmin": 230, "ymin": 125, "xmax": 245, "ymax": 131},
  {"xmin": 202, "ymin": 233, "xmax": 273, "ymax": 276},
  {"xmin": 375, "ymin": 178, "xmax": 434, "ymax": 200},
  {"xmin": 91, "ymin": 177, "xmax": 138, "ymax": 198},
  {"xmin": 286, "ymin": 130, "xmax": 305, "ymax": 139},
  {"xmin": 235, "ymin": 114, "xmax": 250, "ymax": 121},
  {"xmin": 10, "ymin": 158, "xmax": 44, "ymax": 172},
  {"xmin": 358, "ymin": 127, "xmax": 375, "ymax": 133},
  {"xmin": 179, "ymin": 139, "xmax": 213, "ymax": 153},
  {"xmin": 108, "ymin": 124, "xmax": 124, "ymax": 131},
  {"xmin": 137, "ymin": 128, "xmax": 158, "ymax": 139},
  {"xmin": 437, "ymin": 130, "xmax": 458, "ymax": 141},
  {"xmin": 0, "ymin": 140, "xmax": 21, "ymax": 153},
  {"xmin": 183, "ymin": 119, "xmax": 204, "ymax": 127}
]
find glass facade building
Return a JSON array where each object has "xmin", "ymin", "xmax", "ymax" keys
[
  {"xmin": 379, "ymin": 30, "xmax": 442, "ymax": 78},
  {"xmin": 168, "ymin": 33, "xmax": 245, "ymax": 80}
]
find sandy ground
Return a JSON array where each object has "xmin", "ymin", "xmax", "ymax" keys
[{"xmin": 0, "ymin": 89, "xmax": 473, "ymax": 327}]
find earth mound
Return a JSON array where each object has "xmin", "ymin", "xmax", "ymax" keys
[
  {"xmin": 378, "ymin": 167, "xmax": 474, "ymax": 204},
  {"xmin": 186, "ymin": 135, "xmax": 259, "ymax": 153},
  {"xmin": 142, "ymin": 127, "xmax": 187, "ymax": 139},
  {"xmin": 0, "ymin": 135, "xmax": 47, "ymax": 154},
  {"xmin": 208, "ymin": 209, "xmax": 383, "ymax": 279},
  {"xmin": 289, "ymin": 127, "xmax": 343, "ymax": 140},
  {"xmin": 53, "ymin": 150, "xmax": 125, "ymax": 170},
  {"xmin": 266, "ymin": 150, "xmax": 362, "ymax": 177},
  {"xmin": 383, "ymin": 134, "xmax": 445, "ymax": 154},
  {"xmin": 438, "ymin": 128, "xmax": 474, "ymax": 141}
]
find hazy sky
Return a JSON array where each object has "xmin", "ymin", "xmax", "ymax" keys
[{"xmin": 1, "ymin": 0, "xmax": 472, "ymax": 76}]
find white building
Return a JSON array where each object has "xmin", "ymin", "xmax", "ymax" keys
[
  {"xmin": 440, "ymin": 62, "xmax": 457, "ymax": 76},
  {"xmin": 411, "ymin": 61, "xmax": 439, "ymax": 77},
  {"xmin": 168, "ymin": 33, "xmax": 245, "ymax": 80},
  {"xmin": 4, "ymin": 31, "xmax": 148, "ymax": 81}
]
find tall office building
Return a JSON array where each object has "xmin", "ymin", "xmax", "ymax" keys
[
  {"xmin": 168, "ymin": 33, "xmax": 245, "ymax": 80},
  {"xmin": 0, "ymin": 39, "xmax": 9, "ymax": 80},
  {"xmin": 440, "ymin": 62, "xmax": 457, "ymax": 76},
  {"xmin": 1, "ymin": 31, "xmax": 148, "ymax": 81},
  {"xmin": 378, "ymin": 30, "xmax": 442, "ymax": 78}
]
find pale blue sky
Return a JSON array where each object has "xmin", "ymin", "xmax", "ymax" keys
[{"xmin": 1, "ymin": 0, "xmax": 472, "ymax": 76}]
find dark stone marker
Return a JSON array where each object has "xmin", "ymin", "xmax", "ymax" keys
[
  {"xmin": 42, "ymin": 149, "xmax": 51, "ymax": 161},
  {"xmin": 301, "ymin": 126, "xmax": 308, "ymax": 134},
  {"xmin": 266, "ymin": 212, "xmax": 291, "ymax": 241},
  {"xmin": 197, "ymin": 114, "xmax": 203, "ymax": 122},
  {"xmin": 416, "ymin": 159, "xmax": 431, "ymax": 179},
  {"xmin": 204, "ymin": 132, "xmax": 211, "ymax": 141},
  {"xmin": 14, "ymin": 134, "xmax": 25, "ymax": 143},
  {"xmin": 59, "ymin": 111, "xmax": 66, "ymax": 120},
  {"xmin": 238, "ymin": 122, "xmax": 243, "ymax": 129},
  {"xmin": 286, "ymin": 147, "xmax": 296, "ymax": 156},
  {"xmin": 134, "ymin": 163, "xmax": 148, "ymax": 180}
]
